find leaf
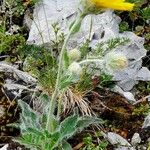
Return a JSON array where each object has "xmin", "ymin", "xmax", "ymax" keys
[
  {"xmin": 60, "ymin": 73, "xmax": 74, "ymax": 90},
  {"xmin": 69, "ymin": 16, "xmax": 83, "ymax": 35},
  {"xmin": 26, "ymin": 128, "xmax": 44, "ymax": 137},
  {"xmin": 71, "ymin": 20, "xmax": 82, "ymax": 35},
  {"xmin": 61, "ymin": 140, "xmax": 73, "ymax": 150},
  {"xmin": 50, "ymin": 115, "xmax": 60, "ymax": 131},
  {"xmin": 76, "ymin": 116, "xmax": 103, "ymax": 131},
  {"xmin": 15, "ymin": 134, "xmax": 39, "ymax": 150},
  {"xmin": 63, "ymin": 51, "xmax": 70, "ymax": 69},
  {"xmin": 18, "ymin": 100, "xmax": 41, "ymax": 131},
  {"xmin": 49, "ymin": 131, "xmax": 61, "ymax": 150},
  {"xmin": 39, "ymin": 93, "xmax": 50, "ymax": 102},
  {"xmin": 60, "ymin": 114, "xmax": 78, "ymax": 139},
  {"xmin": 60, "ymin": 72, "xmax": 80, "ymax": 90},
  {"xmin": 69, "ymin": 21, "xmax": 75, "ymax": 30}
]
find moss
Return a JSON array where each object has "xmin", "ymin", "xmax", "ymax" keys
[
  {"xmin": 132, "ymin": 104, "xmax": 150, "ymax": 116},
  {"xmin": 0, "ymin": 33, "xmax": 25, "ymax": 53}
]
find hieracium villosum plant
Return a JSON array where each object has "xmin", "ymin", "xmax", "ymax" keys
[{"xmin": 16, "ymin": 0, "xmax": 135, "ymax": 149}]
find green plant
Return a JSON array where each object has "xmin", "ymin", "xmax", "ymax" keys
[
  {"xmin": 132, "ymin": 104, "xmax": 150, "ymax": 116},
  {"xmin": 119, "ymin": 21, "xmax": 129, "ymax": 32},
  {"xmin": 13, "ymin": 1, "xmax": 136, "ymax": 149},
  {"xmin": 51, "ymin": 22, "xmax": 65, "ymax": 53},
  {"xmin": 20, "ymin": 44, "xmax": 58, "ymax": 91},
  {"xmin": 0, "ymin": 26, "xmax": 25, "ymax": 55},
  {"xmin": 136, "ymin": 81, "xmax": 150, "ymax": 94},
  {"xmin": 106, "ymin": 38, "xmax": 130, "ymax": 50},
  {"xmin": 118, "ymin": 0, "xmax": 150, "ymax": 50},
  {"xmin": 15, "ymin": 100, "xmax": 102, "ymax": 150},
  {"xmin": 3, "ymin": 0, "xmax": 39, "ymax": 15},
  {"xmin": 80, "ymin": 133, "xmax": 108, "ymax": 150}
]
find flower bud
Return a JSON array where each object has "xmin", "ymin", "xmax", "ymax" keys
[
  {"xmin": 104, "ymin": 52, "xmax": 128, "ymax": 71},
  {"xmin": 68, "ymin": 49, "xmax": 81, "ymax": 61},
  {"xmin": 68, "ymin": 62, "xmax": 82, "ymax": 75}
]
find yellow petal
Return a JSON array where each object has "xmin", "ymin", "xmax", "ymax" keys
[{"xmin": 90, "ymin": 0, "xmax": 134, "ymax": 11}]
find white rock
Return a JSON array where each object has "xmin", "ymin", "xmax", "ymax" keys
[
  {"xmin": 131, "ymin": 133, "xmax": 141, "ymax": 145},
  {"xmin": 123, "ymin": 92, "xmax": 136, "ymax": 103},
  {"xmin": 0, "ymin": 144, "xmax": 8, "ymax": 150},
  {"xmin": 106, "ymin": 132, "xmax": 135, "ymax": 150},
  {"xmin": 27, "ymin": 0, "xmax": 79, "ymax": 45},
  {"xmin": 112, "ymin": 86, "xmax": 136, "ymax": 103},
  {"xmin": 142, "ymin": 113, "xmax": 150, "ymax": 128},
  {"xmin": 0, "ymin": 62, "xmax": 37, "ymax": 84}
]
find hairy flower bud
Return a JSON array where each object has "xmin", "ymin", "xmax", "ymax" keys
[
  {"xmin": 68, "ymin": 49, "xmax": 81, "ymax": 61},
  {"xmin": 104, "ymin": 52, "xmax": 128, "ymax": 71},
  {"xmin": 68, "ymin": 62, "xmax": 82, "ymax": 75}
]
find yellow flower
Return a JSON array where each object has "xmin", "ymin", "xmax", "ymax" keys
[
  {"xmin": 81, "ymin": 0, "xmax": 134, "ymax": 14},
  {"xmin": 90, "ymin": 0, "xmax": 134, "ymax": 11}
]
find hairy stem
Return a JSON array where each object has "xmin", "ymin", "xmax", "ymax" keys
[
  {"xmin": 46, "ymin": 14, "xmax": 85, "ymax": 132},
  {"xmin": 79, "ymin": 59, "xmax": 104, "ymax": 65}
]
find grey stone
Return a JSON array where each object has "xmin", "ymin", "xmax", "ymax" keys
[
  {"xmin": 0, "ymin": 144, "xmax": 8, "ymax": 150},
  {"xmin": 142, "ymin": 113, "xmax": 150, "ymax": 128},
  {"xmin": 106, "ymin": 132, "xmax": 135, "ymax": 150},
  {"xmin": 0, "ymin": 62, "xmax": 37, "ymax": 84},
  {"xmin": 131, "ymin": 133, "xmax": 141, "ymax": 145}
]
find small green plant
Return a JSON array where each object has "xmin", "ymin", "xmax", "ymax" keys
[
  {"xmin": 20, "ymin": 44, "xmax": 58, "ymax": 91},
  {"xmin": 106, "ymin": 38, "xmax": 130, "ymax": 50},
  {"xmin": 80, "ymin": 133, "xmax": 108, "ymax": 150},
  {"xmin": 132, "ymin": 104, "xmax": 150, "ymax": 116},
  {"xmin": 3, "ymin": 0, "xmax": 39, "ymax": 16},
  {"xmin": 51, "ymin": 22, "xmax": 65, "ymax": 53},
  {"xmin": 136, "ymin": 81, "xmax": 150, "ymax": 94},
  {"xmin": 119, "ymin": 21, "xmax": 129, "ymax": 32},
  {"xmin": 118, "ymin": 0, "xmax": 150, "ymax": 50},
  {"xmin": 0, "ymin": 26, "xmax": 25, "ymax": 55}
]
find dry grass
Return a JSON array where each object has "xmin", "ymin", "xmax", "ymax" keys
[{"xmin": 61, "ymin": 88, "xmax": 94, "ymax": 116}]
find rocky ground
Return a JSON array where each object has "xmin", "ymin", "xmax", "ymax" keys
[{"xmin": 0, "ymin": 0, "xmax": 150, "ymax": 149}]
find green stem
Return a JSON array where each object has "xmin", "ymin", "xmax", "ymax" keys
[
  {"xmin": 79, "ymin": 59, "xmax": 104, "ymax": 65},
  {"xmin": 46, "ymin": 14, "xmax": 85, "ymax": 132},
  {"xmin": 56, "ymin": 92, "xmax": 62, "ymax": 119}
]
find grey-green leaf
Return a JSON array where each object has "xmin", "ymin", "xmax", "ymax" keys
[{"xmin": 60, "ymin": 114, "xmax": 78, "ymax": 139}]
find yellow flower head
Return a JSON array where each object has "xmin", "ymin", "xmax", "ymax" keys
[
  {"xmin": 81, "ymin": 0, "xmax": 134, "ymax": 14},
  {"xmin": 91, "ymin": 0, "xmax": 134, "ymax": 11}
]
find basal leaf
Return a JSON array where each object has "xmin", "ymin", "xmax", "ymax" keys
[
  {"xmin": 60, "ymin": 114, "xmax": 78, "ymax": 139},
  {"xmin": 76, "ymin": 116, "xmax": 103, "ymax": 131},
  {"xmin": 18, "ymin": 100, "xmax": 41, "ymax": 130},
  {"xmin": 49, "ymin": 131, "xmax": 61, "ymax": 150}
]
